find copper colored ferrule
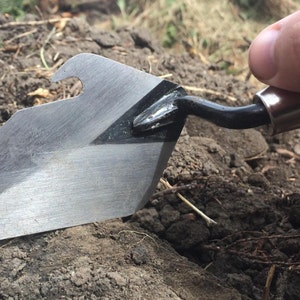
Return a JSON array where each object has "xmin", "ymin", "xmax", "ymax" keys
[{"xmin": 254, "ymin": 86, "xmax": 300, "ymax": 135}]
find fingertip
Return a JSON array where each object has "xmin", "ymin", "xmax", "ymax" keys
[
  {"xmin": 249, "ymin": 28, "xmax": 279, "ymax": 81},
  {"xmin": 249, "ymin": 11, "xmax": 300, "ymax": 92}
]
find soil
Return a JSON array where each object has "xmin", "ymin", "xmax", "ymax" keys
[{"xmin": 0, "ymin": 11, "xmax": 300, "ymax": 300}]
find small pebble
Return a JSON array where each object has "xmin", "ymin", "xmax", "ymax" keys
[{"xmin": 131, "ymin": 245, "xmax": 148, "ymax": 265}]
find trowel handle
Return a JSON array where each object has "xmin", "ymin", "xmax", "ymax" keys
[
  {"xmin": 133, "ymin": 85, "xmax": 300, "ymax": 135},
  {"xmin": 254, "ymin": 86, "xmax": 300, "ymax": 135}
]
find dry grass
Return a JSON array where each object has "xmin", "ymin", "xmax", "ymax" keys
[{"xmin": 110, "ymin": 0, "xmax": 299, "ymax": 85}]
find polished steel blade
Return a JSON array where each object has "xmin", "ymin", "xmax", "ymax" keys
[{"xmin": 0, "ymin": 53, "xmax": 183, "ymax": 240}]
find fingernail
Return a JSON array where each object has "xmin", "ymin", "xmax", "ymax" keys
[{"xmin": 249, "ymin": 29, "xmax": 279, "ymax": 80}]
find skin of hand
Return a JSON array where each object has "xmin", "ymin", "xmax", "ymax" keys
[{"xmin": 249, "ymin": 10, "xmax": 300, "ymax": 92}]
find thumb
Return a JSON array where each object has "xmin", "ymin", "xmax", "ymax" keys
[{"xmin": 249, "ymin": 11, "xmax": 300, "ymax": 92}]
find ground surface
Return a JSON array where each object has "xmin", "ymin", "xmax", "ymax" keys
[{"xmin": 0, "ymin": 11, "xmax": 299, "ymax": 300}]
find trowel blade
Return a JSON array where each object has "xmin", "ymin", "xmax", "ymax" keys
[{"xmin": 0, "ymin": 53, "xmax": 184, "ymax": 240}]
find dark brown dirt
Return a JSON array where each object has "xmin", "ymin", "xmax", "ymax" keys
[{"xmin": 0, "ymin": 12, "xmax": 299, "ymax": 300}]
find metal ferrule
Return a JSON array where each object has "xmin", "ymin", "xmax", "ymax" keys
[{"xmin": 254, "ymin": 86, "xmax": 300, "ymax": 135}]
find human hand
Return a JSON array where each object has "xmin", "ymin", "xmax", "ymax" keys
[{"xmin": 249, "ymin": 11, "xmax": 300, "ymax": 92}]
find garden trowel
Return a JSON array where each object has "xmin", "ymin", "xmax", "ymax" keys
[
  {"xmin": 1, "ymin": 53, "xmax": 300, "ymax": 240},
  {"xmin": 0, "ymin": 53, "xmax": 185, "ymax": 240}
]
